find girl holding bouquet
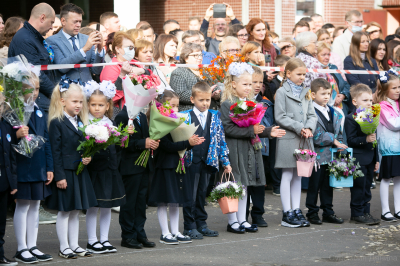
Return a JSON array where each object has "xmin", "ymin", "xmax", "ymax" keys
[
  {"xmin": 46, "ymin": 79, "xmax": 97, "ymax": 259},
  {"xmin": 220, "ymin": 62, "xmax": 285, "ymax": 234},
  {"xmin": 375, "ymin": 71, "xmax": 400, "ymax": 221},
  {"xmin": 274, "ymin": 58, "xmax": 318, "ymax": 228},
  {"xmin": 83, "ymin": 81, "xmax": 126, "ymax": 253}
]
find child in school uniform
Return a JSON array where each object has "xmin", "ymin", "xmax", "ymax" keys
[
  {"xmin": 344, "ymin": 84, "xmax": 380, "ymax": 225},
  {"xmin": 220, "ymin": 62, "xmax": 285, "ymax": 234},
  {"xmin": 180, "ymin": 82, "xmax": 231, "ymax": 239},
  {"xmin": 148, "ymin": 91, "xmax": 205, "ymax": 245},
  {"xmin": 83, "ymin": 81, "xmax": 126, "ymax": 254},
  {"xmin": 114, "ymin": 89, "xmax": 159, "ymax": 250},
  {"xmin": 46, "ymin": 78, "xmax": 98, "ymax": 259},
  {"xmin": 267, "ymin": 55, "xmax": 291, "ymax": 103},
  {"xmin": 274, "ymin": 58, "xmax": 318, "ymax": 228},
  {"xmin": 13, "ymin": 73, "xmax": 54, "ymax": 263},
  {"xmin": 305, "ymin": 78, "xmax": 346, "ymax": 225}
]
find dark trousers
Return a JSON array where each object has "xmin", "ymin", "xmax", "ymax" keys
[
  {"xmin": 305, "ymin": 165, "xmax": 334, "ymax": 217},
  {"xmin": 183, "ymin": 162, "xmax": 211, "ymax": 230},
  {"xmin": 246, "ymin": 186, "xmax": 265, "ymax": 221},
  {"xmin": 119, "ymin": 173, "xmax": 148, "ymax": 240},
  {"xmin": 263, "ymin": 140, "xmax": 282, "ymax": 190},
  {"xmin": 0, "ymin": 190, "xmax": 8, "ymax": 259},
  {"xmin": 350, "ymin": 161, "xmax": 374, "ymax": 216}
]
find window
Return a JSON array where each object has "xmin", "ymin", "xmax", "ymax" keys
[{"xmin": 296, "ymin": 0, "xmax": 315, "ymax": 17}]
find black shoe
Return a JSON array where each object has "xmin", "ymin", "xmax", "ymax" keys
[
  {"xmin": 29, "ymin": 246, "xmax": 53, "ymax": 261},
  {"xmin": 100, "ymin": 241, "xmax": 117, "ymax": 253},
  {"xmin": 294, "ymin": 208, "xmax": 310, "ymax": 227},
  {"xmin": 227, "ymin": 222, "xmax": 245, "ymax": 234},
  {"xmin": 58, "ymin": 248, "xmax": 77, "ymax": 259},
  {"xmin": 240, "ymin": 221, "xmax": 258, "ymax": 232},
  {"xmin": 307, "ymin": 214, "xmax": 322, "ymax": 225},
  {"xmin": 252, "ymin": 217, "xmax": 268, "ymax": 227},
  {"xmin": 281, "ymin": 210, "xmax": 303, "ymax": 228},
  {"xmin": 173, "ymin": 233, "xmax": 192, "ymax": 244},
  {"xmin": 137, "ymin": 238, "xmax": 156, "ymax": 248},
  {"xmin": 364, "ymin": 213, "xmax": 381, "ymax": 225},
  {"xmin": 350, "ymin": 215, "xmax": 379, "ymax": 225},
  {"xmin": 159, "ymin": 234, "xmax": 179, "ymax": 245},
  {"xmin": 86, "ymin": 242, "xmax": 108, "ymax": 254},
  {"xmin": 322, "ymin": 214, "xmax": 344, "ymax": 224},
  {"xmin": 272, "ymin": 188, "xmax": 280, "ymax": 196},
  {"xmin": 0, "ymin": 257, "xmax": 18, "ymax": 265},
  {"xmin": 73, "ymin": 247, "xmax": 93, "ymax": 257},
  {"xmin": 394, "ymin": 211, "xmax": 400, "ymax": 219},
  {"xmin": 13, "ymin": 249, "xmax": 38, "ymax": 264},
  {"xmin": 121, "ymin": 238, "xmax": 143, "ymax": 249}
]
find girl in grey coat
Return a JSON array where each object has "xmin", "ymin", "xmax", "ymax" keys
[{"xmin": 274, "ymin": 58, "xmax": 318, "ymax": 228}]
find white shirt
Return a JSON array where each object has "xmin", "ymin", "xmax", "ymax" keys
[
  {"xmin": 193, "ymin": 107, "xmax": 208, "ymax": 129},
  {"xmin": 277, "ymin": 75, "xmax": 283, "ymax": 82},
  {"xmin": 313, "ymin": 102, "xmax": 330, "ymax": 121},
  {"xmin": 62, "ymin": 30, "xmax": 105, "ymax": 58},
  {"xmin": 64, "ymin": 111, "xmax": 78, "ymax": 130}
]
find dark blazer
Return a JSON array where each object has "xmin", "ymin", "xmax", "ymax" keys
[
  {"xmin": 17, "ymin": 106, "xmax": 53, "ymax": 182},
  {"xmin": 49, "ymin": 116, "xmax": 85, "ymax": 182},
  {"xmin": 344, "ymin": 114, "xmax": 377, "ymax": 166},
  {"xmin": 155, "ymin": 134, "xmax": 192, "ymax": 169},
  {"xmin": 8, "ymin": 22, "xmax": 55, "ymax": 111},
  {"xmin": 0, "ymin": 120, "xmax": 17, "ymax": 192},
  {"xmin": 114, "ymin": 107, "xmax": 151, "ymax": 175},
  {"xmin": 344, "ymin": 56, "xmax": 379, "ymax": 93},
  {"xmin": 87, "ymin": 146, "xmax": 118, "ymax": 172}
]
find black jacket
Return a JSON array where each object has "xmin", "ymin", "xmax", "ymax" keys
[
  {"xmin": 155, "ymin": 134, "xmax": 192, "ymax": 169},
  {"xmin": 0, "ymin": 120, "xmax": 17, "ymax": 192}
]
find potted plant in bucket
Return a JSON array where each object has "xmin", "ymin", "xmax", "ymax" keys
[
  {"xmin": 327, "ymin": 148, "xmax": 364, "ymax": 187},
  {"xmin": 210, "ymin": 173, "xmax": 245, "ymax": 214}
]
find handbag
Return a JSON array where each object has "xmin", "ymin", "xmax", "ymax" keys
[
  {"xmin": 295, "ymin": 137, "xmax": 316, "ymax": 178},
  {"xmin": 217, "ymin": 173, "xmax": 239, "ymax": 214}
]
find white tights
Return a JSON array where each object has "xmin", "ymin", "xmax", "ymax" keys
[
  {"xmin": 227, "ymin": 188, "xmax": 251, "ymax": 229},
  {"xmin": 280, "ymin": 168, "xmax": 302, "ymax": 212},
  {"xmin": 56, "ymin": 210, "xmax": 83, "ymax": 254},
  {"xmin": 86, "ymin": 207, "xmax": 112, "ymax": 247},
  {"xmin": 157, "ymin": 206, "xmax": 180, "ymax": 238},
  {"xmin": 380, "ymin": 177, "xmax": 400, "ymax": 217}
]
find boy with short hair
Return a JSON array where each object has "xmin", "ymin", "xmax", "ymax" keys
[
  {"xmin": 268, "ymin": 55, "xmax": 291, "ymax": 102},
  {"xmin": 306, "ymin": 78, "xmax": 346, "ymax": 225},
  {"xmin": 181, "ymin": 81, "xmax": 231, "ymax": 239},
  {"xmin": 344, "ymin": 84, "xmax": 380, "ymax": 225}
]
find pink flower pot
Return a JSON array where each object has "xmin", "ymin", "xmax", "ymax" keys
[
  {"xmin": 218, "ymin": 197, "xmax": 238, "ymax": 214},
  {"xmin": 296, "ymin": 161, "xmax": 314, "ymax": 177}
]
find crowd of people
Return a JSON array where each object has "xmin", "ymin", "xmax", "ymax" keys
[{"xmin": 1, "ymin": 1, "xmax": 400, "ymax": 265}]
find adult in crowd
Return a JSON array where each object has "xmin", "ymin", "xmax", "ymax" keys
[
  {"xmin": 104, "ymin": 32, "xmax": 115, "ymax": 63},
  {"xmin": 88, "ymin": 22, "xmax": 108, "ymax": 46},
  {"xmin": 385, "ymin": 34, "xmax": 400, "ymax": 43},
  {"xmin": 170, "ymin": 43, "xmax": 203, "ymax": 111},
  {"xmin": 188, "ymin": 17, "xmax": 201, "ymax": 31},
  {"xmin": 316, "ymin": 29, "xmax": 344, "ymax": 70},
  {"xmin": 292, "ymin": 20, "xmax": 310, "ymax": 39},
  {"xmin": 170, "ymin": 29, "xmax": 184, "ymax": 56},
  {"xmin": 139, "ymin": 24, "xmax": 155, "ymax": 43},
  {"xmin": 126, "ymin": 28, "xmax": 143, "ymax": 44},
  {"xmin": 332, "ymin": 10, "xmax": 363, "ymax": 61},
  {"xmin": 296, "ymin": 31, "xmax": 326, "ymax": 89},
  {"xmin": 136, "ymin": 21, "xmax": 150, "ymax": 29},
  {"xmin": 181, "ymin": 30, "xmax": 216, "ymax": 64},
  {"xmin": 100, "ymin": 12, "xmax": 120, "ymax": 36},
  {"xmin": 0, "ymin": 14, "xmax": 4, "ymax": 34},
  {"xmin": 311, "ymin": 14, "xmax": 324, "ymax": 32},
  {"xmin": 278, "ymin": 37, "xmax": 296, "ymax": 58},
  {"xmin": 46, "ymin": 3, "xmax": 104, "ymax": 83},
  {"xmin": 386, "ymin": 40, "xmax": 400, "ymax": 68},
  {"xmin": 322, "ymin": 23, "xmax": 335, "ymax": 43},
  {"xmin": 44, "ymin": 16, "xmax": 61, "ymax": 39},
  {"xmin": 218, "ymin": 36, "xmax": 241, "ymax": 59},
  {"xmin": 79, "ymin": 27, "xmax": 94, "ymax": 35},
  {"xmin": 0, "ymin": 17, "xmax": 24, "ymax": 58},
  {"xmin": 333, "ymin": 26, "xmax": 345, "ymax": 42},
  {"xmin": 269, "ymin": 32, "xmax": 279, "ymax": 44},
  {"xmin": 368, "ymin": 38, "xmax": 389, "ymax": 71},
  {"xmin": 8, "ymin": 3, "xmax": 56, "ymax": 112},
  {"xmin": 227, "ymin": 24, "xmax": 248, "ymax": 48},
  {"xmin": 364, "ymin": 22, "xmax": 383, "ymax": 41},
  {"xmin": 300, "ymin": 17, "xmax": 316, "ymax": 33},
  {"xmin": 199, "ymin": 31, "xmax": 206, "ymax": 50},
  {"xmin": 163, "ymin": 19, "xmax": 180, "ymax": 34},
  {"xmin": 153, "ymin": 34, "xmax": 178, "ymax": 84},
  {"xmin": 344, "ymin": 31, "xmax": 379, "ymax": 93},
  {"xmin": 200, "ymin": 3, "xmax": 240, "ymax": 55}
]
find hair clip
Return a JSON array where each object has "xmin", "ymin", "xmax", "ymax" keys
[
  {"xmin": 228, "ymin": 62, "xmax": 254, "ymax": 77},
  {"xmin": 379, "ymin": 69, "xmax": 398, "ymax": 84},
  {"xmin": 59, "ymin": 75, "xmax": 86, "ymax": 92},
  {"xmin": 83, "ymin": 80, "xmax": 116, "ymax": 99}
]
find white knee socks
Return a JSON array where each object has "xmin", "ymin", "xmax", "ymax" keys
[
  {"xmin": 56, "ymin": 211, "xmax": 71, "ymax": 253},
  {"xmin": 237, "ymin": 190, "xmax": 251, "ymax": 227},
  {"xmin": 380, "ymin": 178, "xmax": 392, "ymax": 217},
  {"xmin": 281, "ymin": 168, "xmax": 302, "ymax": 212},
  {"xmin": 100, "ymin": 208, "xmax": 111, "ymax": 244},
  {"xmin": 56, "ymin": 210, "xmax": 82, "ymax": 254},
  {"xmin": 86, "ymin": 207, "xmax": 111, "ymax": 247},
  {"xmin": 68, "ymin": 210, "xmax": 82, "ymax": 252},
  {"xmin": 290, "ymin": 171, "xmax": 302, "ymax": 210},
  {"xmin": 157, "ymin": 206, "xmax": 170, "ymax": 237},
  {"xmin": 14, "ymin": 200, "xmax": 33, "ymax": 258},
  {"xmin": 169, "ymin": 206, "xmax": 179, "ymax": 236}
]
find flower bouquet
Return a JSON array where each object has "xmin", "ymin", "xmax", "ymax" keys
[
  {"xmin": 135, "ymin": 101, "xmax": 185, "ymax": 167},
  {"xmin": 76, "ymin": 119, "xmax": 130, "ymax": 174},
  {"xmin": 200, "ymin": 54, "xmax": 246, "ymax": 85},
  {"xmin": 327, "ymin": 148, "xmax": 364, "ymax": 187},
  {"xmin": 229, "ymin": 100, "xmax": 266, "ymax": 150},
  {"xmin": 210, "ymin": 173, "xmax": 245, "ymax": 214},
  {"xmin": 293, "ymin": 138, "xmax": 317, "ymax": 177},
  {"xmin": 353, "ymin": 104, "xmax": 380, "ymax": 147}
]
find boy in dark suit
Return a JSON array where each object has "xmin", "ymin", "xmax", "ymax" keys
[
  {"xmin": 180, "ymin": 82, "xmax": 231, "ymax": 239},
  {"xmin": 266, "ymin": 55, "xmax": 290, "ymax": 103},
  {"xmin": 344, "ymin": 84, "xmax": 380, "ymax": 225}
]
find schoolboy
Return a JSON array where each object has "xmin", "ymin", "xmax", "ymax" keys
[{"xmin": 267, "ymin": 55, "xmax": 291, "ymax": 102}]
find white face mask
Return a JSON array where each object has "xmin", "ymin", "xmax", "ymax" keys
[
  {"xmin": 319, "ymin": 62, "xmax": 329, "ymax": 68},
  {"xmin": 352, "ymin": 26, "xmax": 363, "ymax": 33},
  {"xmin": 122, "ymin": 47, "xmax": 135, "ymax": 61}
]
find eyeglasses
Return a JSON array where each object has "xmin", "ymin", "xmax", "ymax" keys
[
  {"xmin": 215, "ymin": 23, "xmax": 227, "ymax": 27},
  {"xmin": 124, "ymin": 45, "xmax": 135, "ymax": 50},
  {"xmin": 281, "ymin": 44, "xmax": 294, "ymax": 50},
  {"xmin": 223, "ymin": 49, "xmax": 240, "ymax": 54},
  {"xmin": 347, "ymin": 20, "xmax": 364, "ymax": 25},
  {"xmin": 237, "ymin": 34, "xmax": 249, "ymax": 38},
  {"xmin": 368, "ymin": 30, "xmax": 380, "ymax": 35},
  {"xmin": 188, "ymin": 53, "xmax": 203, "ymax": 59}
]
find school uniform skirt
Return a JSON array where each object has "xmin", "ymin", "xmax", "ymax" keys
[
  {"xmin": 45, "ymin": 169, "xmax": 98, "ymax": 212},
  {"xmin": 14, "ymin": 181, "xmax": 52, "ymax": 201},
  {"xmin": 379, "ymin": 155, "xmax": 400, "ymax": 180}
]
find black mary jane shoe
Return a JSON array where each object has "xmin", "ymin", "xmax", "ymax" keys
[
  {"xmin": 227, "ymin": 222, "xmax": 245, "ymax": 234},
  {"xmin": 0, "ymin": 257, "xmax": 18, "ymax": 265},
  {"xmin": 86, "ymin": 242, "xmax": 108, "ymax": 254},
  {"xmin": 101, "ymin": 241, "xmax": 117, "ymax": 253},
  {"xmin": 29, "ymin": 246, "xmax": 53, "ymax": 262},
  {"xmin": 307, "ymin": 214, "xmax": 322, "ymax": 225},
  {"xmin": 240, "ymin": 221, "xmax": 258, "ymax": 233},
  {"xmin": 58, "ymin": 248, "xmax": 77, "ymax": 259},
  {"xmin": 13, "ymin": 249, "xmax": 38, "ymax": 264},
  {"xmin": 73, "ymin": 247, "xmax": 93, "ymax": 257},
  {"xmin": 322, "ymin": 214, "xmax": 344, "ymax": 224},
  {"xmin": 381, "ymin": 212, "xmax": 397, "ymax": 222},
  {"xmin": 137, "ymin": 238, "xmax": 156, "ymax": 248},
  {"xmin": 394, "ymin": 211, "xmax": 400, "ymax": 220}
]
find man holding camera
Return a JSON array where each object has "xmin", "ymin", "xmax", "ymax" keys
[{"xmin": 200, "ymin": 3, "xmax": 240, "ymax": 55}]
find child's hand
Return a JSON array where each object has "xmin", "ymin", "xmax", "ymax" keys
[
  {"xmin": 257, "ymin": 54, "xmax": 265, "ymax": 66},
  {"xmin": 10, "ymin": 189, "xmax": 17, "ymax": 195},
  {"xmin": 301, "ymin": 128, "xmax": 313, "ymax": 138},
  {"xmin": 374, "ymin": 162, "xmax": 380, "ymax": 172},
  {"xmin": 270, "ymin": 126, "xmax": 286, "ymax": 138},
  {"xmin": 366, "ymin": 133, "xmax": 376, "ymax": 143},
  {"xmin": 16, "ymin": 126, "xmax": 29, "ymax": 139},
  {"xmin": 224, "ymin": 165, "xmax": 232, "ymax": 173},
  {"xmin": 82, "ymin": 157, "xmax": 91, "ymax": 165},
  {"xmin": 57, "ymin": 179, "xmax": 67, "ymax": 189},
  {"xmin": 253, "ymin": 123, "xmax": 265, "ymax": 135},
  {"xmin": 189, "ymin": 134, "xmax": 205, "ymax": 146},
  {"xmin": 146, "ymin": 138, "xmax": 160, "ymax": 150},
  {"xmin": 128, "ymin": 125, "xmax": 135, "ymax": 135},
  {"xmin": 45, "ymin": 172, "xmax": 54, "ymax": 185},
  {"xmin": 334, "ymin": 140, "xmax": 348, "ymax": 150}
]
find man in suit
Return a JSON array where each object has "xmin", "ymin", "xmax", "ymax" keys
[{"xmin": 46, "ymin": 3, "xmax": 104, "ymax": 83}]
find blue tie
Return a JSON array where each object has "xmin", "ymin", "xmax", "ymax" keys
[
  {"xmin": 199, "ymin": 113, "xmax": 205, "ymax": 129},
  {"xmin": 70, "ymin": 36, "xmax": 79, "ymax": 52}
]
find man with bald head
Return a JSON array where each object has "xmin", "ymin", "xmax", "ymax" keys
[
  {"xmin": 200, "ymin": 3, "xmax": 240, "ymax": 55},
  {"xmin": 8, "ymin": 2, "xmax": 56, "ymax": 112}
]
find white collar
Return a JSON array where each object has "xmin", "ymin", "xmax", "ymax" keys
[
  {"xmin": 313, "ymin": 102, "xmax": 330, "ymax": 121},
  {"xmin": 277, "ymin": 75, "xmax": 283, "ymax": 81},
  {"xmin": 64, "ymin": 111, "xmax": 77, "ymax": 121},
  {"xmin": 88, "ymin": 113, "xmax": 113, "ymax": 126},
  {"xmin": 193, "ymin": 106, "xmax": 208, "ymax": 117},
  {"xmin": 239, "ymin": 97, "xmax": 246, "ymax": 101}
]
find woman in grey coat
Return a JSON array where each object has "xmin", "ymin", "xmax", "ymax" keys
[{"xmin": 274, "ymin": 58, "xmax": 318, "ymax": 228}]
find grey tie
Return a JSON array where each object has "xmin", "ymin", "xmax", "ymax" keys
[{"xmin": 199, "ymin": 113, "xmax": 205, "ymax": 129}]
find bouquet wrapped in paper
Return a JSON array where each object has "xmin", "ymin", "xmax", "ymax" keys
[
  {"xmin": 135, "ymin": 101, "xmax": 185, "ymax": 167},
  {"xmin": 170, "ymin": 122, "xmax": 199, "ymax": 174},
  {"xmin": 352, "ymin": 104, "xmax": 381, "ymax": 147},
  {"xmin": 0, "ymin": 55, "xmax": 46, "ymax": 157},
  {"xmin": 229, "ymin": 100, "xmax": 266, "ymax": 150}
]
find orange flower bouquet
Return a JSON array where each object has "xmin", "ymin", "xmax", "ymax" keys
[{"xmin": 199, "ymin": 54, "xmax": 246, "ymax": 85}]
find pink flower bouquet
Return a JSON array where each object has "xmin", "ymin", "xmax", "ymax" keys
[{"xmin": 293, "ymin": 148, "xmax": 317, "ymax": 177}]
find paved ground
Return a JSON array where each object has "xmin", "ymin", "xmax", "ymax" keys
[{"xmin": 3, "ymin": 184, "xmax": 400, "ymax": 266}]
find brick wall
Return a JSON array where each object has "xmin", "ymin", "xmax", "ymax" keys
[
  {"xmin": 281, "ymin": 0, "xmax": 296, "ymax": 37},
  {"xmin": 324, "ymin": 0, "xmax": 375, "ymax": 28},
  {"xmin": 382, "ymin": 0, "xmax": 400, "ymax": 5}
]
